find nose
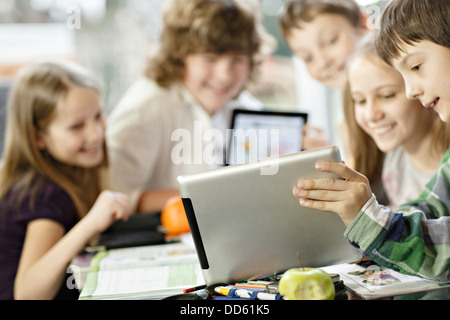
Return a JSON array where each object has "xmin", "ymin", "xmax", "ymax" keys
[
  {"xmin": 214, "ymin": 58, "xmax": 233, "ymax": 83},
  {"xmin": 365, "ymin": 99, "xmax": 383, "ymax": 122},
  {"xmin": 309, "ymin": 51, "xmax": 334, "ymax": 81},
  {"xmin": 87, "ymin": 120, "xmax": 105, "ymax": 143},
  {"xmin": 404, "ymin": 78, "xmax": 423, "ymax": 100},
  {"xmin": 316, "ymin": 49, "xmax": 334, "ymax": 72}
]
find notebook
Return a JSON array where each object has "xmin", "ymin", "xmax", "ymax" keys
[
  {"xmin": 177, "ymin": 146, "xmax": 361, "ymax": 285},
  {"xmin": 226, "ymin": 108, "xmax": 308, "ymax": 165}
]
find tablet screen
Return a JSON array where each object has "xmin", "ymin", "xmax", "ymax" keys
[{"xmin": 227, "ymin": 109, "xmax": 308, "ymax": 165}]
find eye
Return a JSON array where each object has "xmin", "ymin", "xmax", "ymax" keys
[
  {"xmin": 327, "ymin": 36, "xmax": 338, "ymax": 46},
  {"xmin": 354, "ymin": 98, "xmax": 366, "ymax": 106},
  {"xmin": 411, "ymin": 64, "xmax": 421, "ymax": 72},
  {"xmin": 70, "ymin": 123, "xmax": 84, "ymax": 131},
  {"xmin": 382, "ymin": 93, "xmax": 396, "ymax": 100},
  {"xmin": 95, "ymin": 111, "xmax": 104, "ymax": 121}
]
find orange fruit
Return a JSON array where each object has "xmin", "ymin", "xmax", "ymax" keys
[{"xmin": 161, "ymin": 196, "xmax": 190, "ymax": 235}]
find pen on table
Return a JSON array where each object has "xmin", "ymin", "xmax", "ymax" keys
[
  {"xmin": 214, "ymin": 286, "xmax": 281, "ymax": 300},
  {"xmin": 183, "ymin": 284, "xmax": 207, "ymax": 293},
  {"xmin": 231, "ymin": 282, "xmax": 267, "ymax": 289}
]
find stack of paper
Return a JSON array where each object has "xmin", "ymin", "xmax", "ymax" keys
[{"xmin": 79, "ymin": 242, "xmax": 205, "ymax": 300}]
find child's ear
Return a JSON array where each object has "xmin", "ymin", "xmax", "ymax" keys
[
  {"xmin": 34, "ymin": 128, "xmax": 47, "ymax": 150},
  {"xmin": 359, "ymin": 13, "xmax": 370, "ymax": 32}
]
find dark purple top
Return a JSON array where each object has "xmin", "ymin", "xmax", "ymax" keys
[{"xmin": 0, "ymin": 178, "xmax": 79, "ymax": 300}]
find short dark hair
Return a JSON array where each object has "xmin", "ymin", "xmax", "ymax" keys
[{"xmin": 375, "ymin": 0, "xmax": 450, "ymax": 65}]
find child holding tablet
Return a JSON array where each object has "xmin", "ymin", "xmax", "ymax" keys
[{"xmin": 294, "ymin": 0, "xmax": 450, "ymax": 281}]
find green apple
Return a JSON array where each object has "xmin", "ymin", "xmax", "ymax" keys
[{"xmin": 279, "ymin": 268, "xmax": 335, "ymax": 300}]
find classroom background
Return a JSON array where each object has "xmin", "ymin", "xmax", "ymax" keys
[{"xmin": 0, "ymin": 0, "xmax": 388, "ymax": 158}]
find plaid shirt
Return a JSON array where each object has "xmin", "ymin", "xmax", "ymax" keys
[{"xmin": 344, "ymin": 147, "xmax": 450, "ymax": 281}]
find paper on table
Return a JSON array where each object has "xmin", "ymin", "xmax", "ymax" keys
[
  {"xmin": 97, "ymin": 243, "xmax": 197, "ymax": 270},
  {"xmin": 320, "ymin": 263, "xmax": 450, "ymax": 300},
  {"xmin": 89, "ymin": 263, "xmax": 204, "ymax": 299},
  {"xmin": 79, "ymin": 239, "xmax": 205, "ymax": 300}
]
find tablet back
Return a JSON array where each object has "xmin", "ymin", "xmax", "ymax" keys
[{"xmin": 177, "ymin": 146, "xmax": 360, "ymax": 285}]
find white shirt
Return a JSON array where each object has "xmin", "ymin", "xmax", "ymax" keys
[{"xmin": 382, "ymin": 147, "xmax": 435, "ymax": 207}]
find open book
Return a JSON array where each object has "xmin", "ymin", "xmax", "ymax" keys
[
  {"xmin": 79, "ymin": 241, "xmax": 205, "ymax": 300},
  {"xmin": 320, "ymin": 263, "xmax": 450, "ymax": 300}
]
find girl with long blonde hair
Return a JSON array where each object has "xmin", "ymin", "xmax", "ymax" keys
[{"xmin": 0, "ymin": 61, "xmax": 131, "ymax": 300}]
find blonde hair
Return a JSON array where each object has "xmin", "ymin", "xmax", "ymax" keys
[
  {"xmin": 146, "ymin": 0, "xmax": 264, "ymax": 88},
  {"xmin": 0, "ymin": 61, "xmax": 107, "ymax": 219},
  {"xmin": 344, "ymin": 34, "xmax": 450, "ymax": 201},
  {"xmin": 343, "ymin": 81, "xmax": 385, "ymax": 196}
]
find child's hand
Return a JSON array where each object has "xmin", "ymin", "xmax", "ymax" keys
[
  {"xmin": 293, "ymin": 161, "xmax": 372, "ymax": 226},
  {"xmin": 85, "ymin": 190, "xmax": 131, "ymax": 233}
]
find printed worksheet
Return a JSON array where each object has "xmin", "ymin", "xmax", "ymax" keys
[
  {"xmin": 321, "ymin": 263, "xmax": 450, "ymax": 299},
  {"xmin": 79, "ymin": 235, "xmax": 205, "ymax": 300},
  {"xmin": 90, "ymin": 263, "xmax": 204, "ymax": 299}
]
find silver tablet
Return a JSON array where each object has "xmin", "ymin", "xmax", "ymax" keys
[{"xmin": 177, "ymin": 146, "xmax": 361, "ymax": 285}]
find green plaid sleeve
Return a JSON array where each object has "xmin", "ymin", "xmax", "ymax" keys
[{"xmin": 344, "ymin": 148, "xmax": 450, "ymax": 281}]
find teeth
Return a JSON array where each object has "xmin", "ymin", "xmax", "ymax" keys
[
  {"xmin": 373, "ymin": 124, "xmax": 394, "ymax": 135},
  {"xmin": 424, "ymin": 98, "xmax": 439, "ymax": 108}
]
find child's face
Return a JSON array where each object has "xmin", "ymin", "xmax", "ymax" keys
[
  {"xmin": 285, "ymin": 13, "xmax": 363, "ymax": 89},
  {"xmin": 37, "ymin": 86, "xmax": 106, "ymax": 168},
  {"xmin": 392, "ymin": 41, "xmax": 450, "ymax": 122},
  {"xmin": 349, "ymin": 55, "xmax": 436, "ymax": 153},
  {"xmin": 182, "ymin": 52, "xmax": 250, "ymax": 115}
]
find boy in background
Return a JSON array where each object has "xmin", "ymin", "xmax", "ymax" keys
[
  {"xmin": 279, "ymin": 0, "xmax": 367, "ymax": 89},
  {"xmin": 107, "ymin": 0, "xmax": 273, "ymax": 213},
  {"xmin": 279, "ymin": 0, "xmax": 368, "ymax": 151}
]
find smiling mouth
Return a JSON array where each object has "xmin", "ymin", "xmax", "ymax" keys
[
  {"xmin": 323, "ymin": 64, "xmax": 345, "ymax": 81},
  {"xmin": 372, "ymin": 123, "xmax": 396, "ymax": 136},
  {"xmin": 205, "ymin": 82, "xmax": 234, "ymax": 95},
  {"xmin": 423, "ymin": 98, "xmax": 440, "ymax": 109}
]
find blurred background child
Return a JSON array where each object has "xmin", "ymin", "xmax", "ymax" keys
[
  {"xmin": 279, "ymin": 0, "xmax": 369, "ymax": 151},
  {"xmin": 107, "ymin": 0, "xmax": 275, "ymax": 213},
  {"xmin": 0, "ymin": 61, "xmax": 131, "ymax": 299},
  {"xmin": 279, "ymin": 0, "xmax": 367, "ymax": 90}
]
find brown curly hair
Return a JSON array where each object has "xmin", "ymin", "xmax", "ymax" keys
[{"xmin": 145, "ymin": 0, "xmax": 262, "ymax": 88}]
